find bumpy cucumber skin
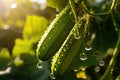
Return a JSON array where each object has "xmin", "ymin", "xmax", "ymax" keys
[
  {"xmin": 51, "ymin": 15, "xmax": 92, "ymax": 77},
  {"xmin": 36, "ymin": 6, "xmax": 75, "ymax": 61}
]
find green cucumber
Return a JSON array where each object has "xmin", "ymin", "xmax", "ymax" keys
[
  {"xmin": 51, "ymin": 14, "xmax": 92, "ymax": 77},
  {"xmin": 36, "ymin": 6, "xmax": 74, "ymax": 61}
]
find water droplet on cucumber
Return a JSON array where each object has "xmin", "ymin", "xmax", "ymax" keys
[
  {"xmin": 42, "ymin": 46, "xmax": 46, "ymax": 49},
  {"xmin": 80, "ymin": 53, "xmax": 87, "ymax": 60},
  {"xmin": 85, "ymin": 44, "xmax": 92, "ymax": 51},
  {"xmin": 73, "ymin": 24, "xmax": 81, "ymax": 39},
  {"xmin": 37, "ymin": 60, "xmax": 42, "ymax": 69},
  {"xmin": 50, "ymin": 73, "xmax": 56, "ymax": 79},
  {"xmin": 69, "ymin": 11, "xmax": 72, "ymax": 15},
  {"xmin": 48, "ymin": 36, "xmax": 52, "ymax": 40},
  {"xmin": 54, "ymin": 68, "xmax": 56, "ymax": 71},
  {"xmin": 95, "ymin": 66, "xmax": 100, "ymax": 72},
  {"xmin": 74, "ymin": 0, "xmax": 79, "ymax": 3},
  {"xmin": 99, "ymin": 60, "xmax": 105, "ymax": 66},
  {"xmin": 94, "ymin": 51, "xmax": 99, "ymax": 55},
  {"xmin": 74, "ymin": 32, "xmax": 81, "ymax": 39},
  {"xmin": 74, "ymin": 69, "xmax": 78, "ymax": 72}
]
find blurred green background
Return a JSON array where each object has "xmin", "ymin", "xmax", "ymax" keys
[{"xmin": 0, "ymin": 0, "xmax": 56, "ymax": 80}]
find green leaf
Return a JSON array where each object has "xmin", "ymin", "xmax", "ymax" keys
[
  {"xmin": 73, "ymin": 51, "xmax": 99, "ymax": 70},
  {"xmin": 47, "ymin": 0, "xmax": 68, "ymax": 10},
  {"xmin": 92, "ymin": 16, "xmax": 118, "ymax": 55},
  {"xmin": 1, "ymin": 61, "xmax": 51, "ymax": 80},
  {"xmin": 23, "ymin": 15, "xmax": 49, "ymax": 43},
  {"xmin": 0, "ymin": 61, "xmax": 51, "ymax": 80},
  {"xmin": 56, "ymin": 70, "xmax": 77, "ymax": 80},
  {"xmin": 12, "ymin": 39, "xmax": 34, "ymax": 57},
  {"xmin": 0, "ymin": 48, "xmax": 11, "ymax": 69},
  {"xmin": 13, "ymin": 54, "xmax": 37, "ymax": 67}
]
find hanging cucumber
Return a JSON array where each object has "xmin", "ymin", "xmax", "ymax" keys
[
  {"xmin": 36, "ymin": 6, "xmax": 75, "ymax": 61},
  {"xmin": 51, "ymin": 14, "xmax": 92, "ymax": 77}
]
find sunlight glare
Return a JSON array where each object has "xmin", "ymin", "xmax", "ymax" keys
[
  {"xmin": 31, "ymin": 0, "xmax": 46, "ymax": 5},
  {"xmin": 96, "ymin": 0, "xmax": 103, "ymax": 3},
  {"xmin": 11, "ymin": 3, "xmax": 17, "ymax": 9},
  {"xmin": 31, "ymin": 0, "xmax": 46, "ymax": 10},
  {"xmin": 2, "ymin": 24, "xmax": 10, "ymax": 29},
  {"xmin": 0, "ymin": 67, "xmax": 11, "ymax": 75}
]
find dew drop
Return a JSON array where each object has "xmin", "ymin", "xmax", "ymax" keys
[
  {"xmin": 37, "ymin": 61, "xmax": 42, "ymax": 69},
  {"xmin": 73, "ymin": 24, "xmax": 81, "ymax": 39},
  {"xmin": 48, "ymin": 36, "xmax": 52, "ymax": 40},
  {"xmin": 66, "ymin": 46, "xmax": 69, "ymax": 50},
  {"xmin": 50, "ymin": 73, "xmax": 56, "ymax": 79},
  {"xmin": 56, "ymin": 14, "xmax": 58, "ymax": 17},
  {"xmin": 78, "ymin": 23, "xmax": 82, "ymax": 28},
  {"xmin": 99, "ymin": 60, "xmax": 105, "ymax": 67},
  {"xmin": 69, "ymin": 40, "xmax": 72, "ymax": 44},
  {"xmin": 54, "ymin": 68, "xmax": 56, "ymax": 71},
  {"xmin": 63, "ymin": 48, "xmax": 67, "ymax": 52},
  {"xmin": 80, "ymin": 67, "xmax": 86, "ymax": 71},
  {"xmin": 42, "ymin": 46, "xmax": 45, "ymax": 49},
  {"xmin": 74, "ymin": 69, "xmax": 78, "ymax": 72},
  {"xmin": 69, "ymin": 11, "xmax": 72, "ymax": 15},
  {"xmin": 74, "ymin": 32, "xmax": 81, "ymax": 39},
  {"xmin": 80, "ymin": 53, "xmax": 87, "ymax": 60},
  {"xmin": 95, "ymin": 66, "xmax": 100, "ymax": 72},
  {"xmin": 56, "ymin": 9, "xmax": 60, "ymax": 12},
  {"xmin": 111, "ymin": 69, "xmax": 113, "ymax": 73},
  {"xmin": 93, "ymin": 51, "xmax": 100, "ymax": 55},
  {"xmin": 85, "ymin": 44, "xmax": 92, "ymax": 51},
  {"xmin": 74, "ymin": 0, "xmax": 79, "ymax": 3}
]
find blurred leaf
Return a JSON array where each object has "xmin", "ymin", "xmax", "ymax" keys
[
  {"xmin": 73, "ymin": 51, "xmax": 99, "ymax": 70},
  {"xmin": 0, "ymin": 18, "xmax": 3, "ymax": 27},
  {"xmin": 26, "ymin": 61, "xmax": 51, "ymax": 80},
  {"xmin": 56, "ymin": 70, "xmax": 77, "ymax": 80},
  {"xmin": 47, "ymin": 0, "xmax": 68, "ymax": 10},
  {"xmin": 12, "ymin": 39, "xmax": 34, "ymax": 57},
  {"xmin": 76, "ymin": 71, "xmax": 87, "ymax": 79},
  {"xmin": 15, "ymin": 20, "xmax": 24, "ymax": 28},
  {"xmin": 0, "ymin": 60, "xmax": 51, "ymax": 80},
  {"xmin": 13, "ymin": 55, "xmax": 24, "ymax": 67},
  {"xmin": 0, "ymin": 48, "xmax": 11, "ymax": 70},
  {"xmin": 6, "ymin": 20, "xmax": 14, "ymax": 26},
  {"xmin": 13, "ymin": 54, "xmax": 37, "ymax": 67},
  {"xmin": 23, "ymin": 15, "xmax": 49, "ymax": 43}
]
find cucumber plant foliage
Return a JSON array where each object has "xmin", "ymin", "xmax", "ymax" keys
[{"xmin": 36, "ymin": 0, "xmax": 120, "ymax": 80}]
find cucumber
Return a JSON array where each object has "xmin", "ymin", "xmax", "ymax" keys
[
  {"xmin": 36, "ymin": 6, "xmax": 75, "ymax": 61},
  {"xmin": 51, "ymin": 14, "xmax": 92, "ymax": 77}
]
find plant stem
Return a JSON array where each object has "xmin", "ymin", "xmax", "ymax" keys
[
  {"xmin": 69, "ymin": 0, "xmax": 78, "ymax": 23},
  {"xmin": 110, "ymin": 0, "xmax": 117, "ymax": 11},
  {"xmin": 111, "ymin": 12, "xmax": 120, "ymax": 32},
  {"xmin": 110, "ymin": 0, "xmax": 119, "ymax": 32},
  {"xmin": 82, "ymin": 1, "xmax": 110, "ymax": 16}
]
